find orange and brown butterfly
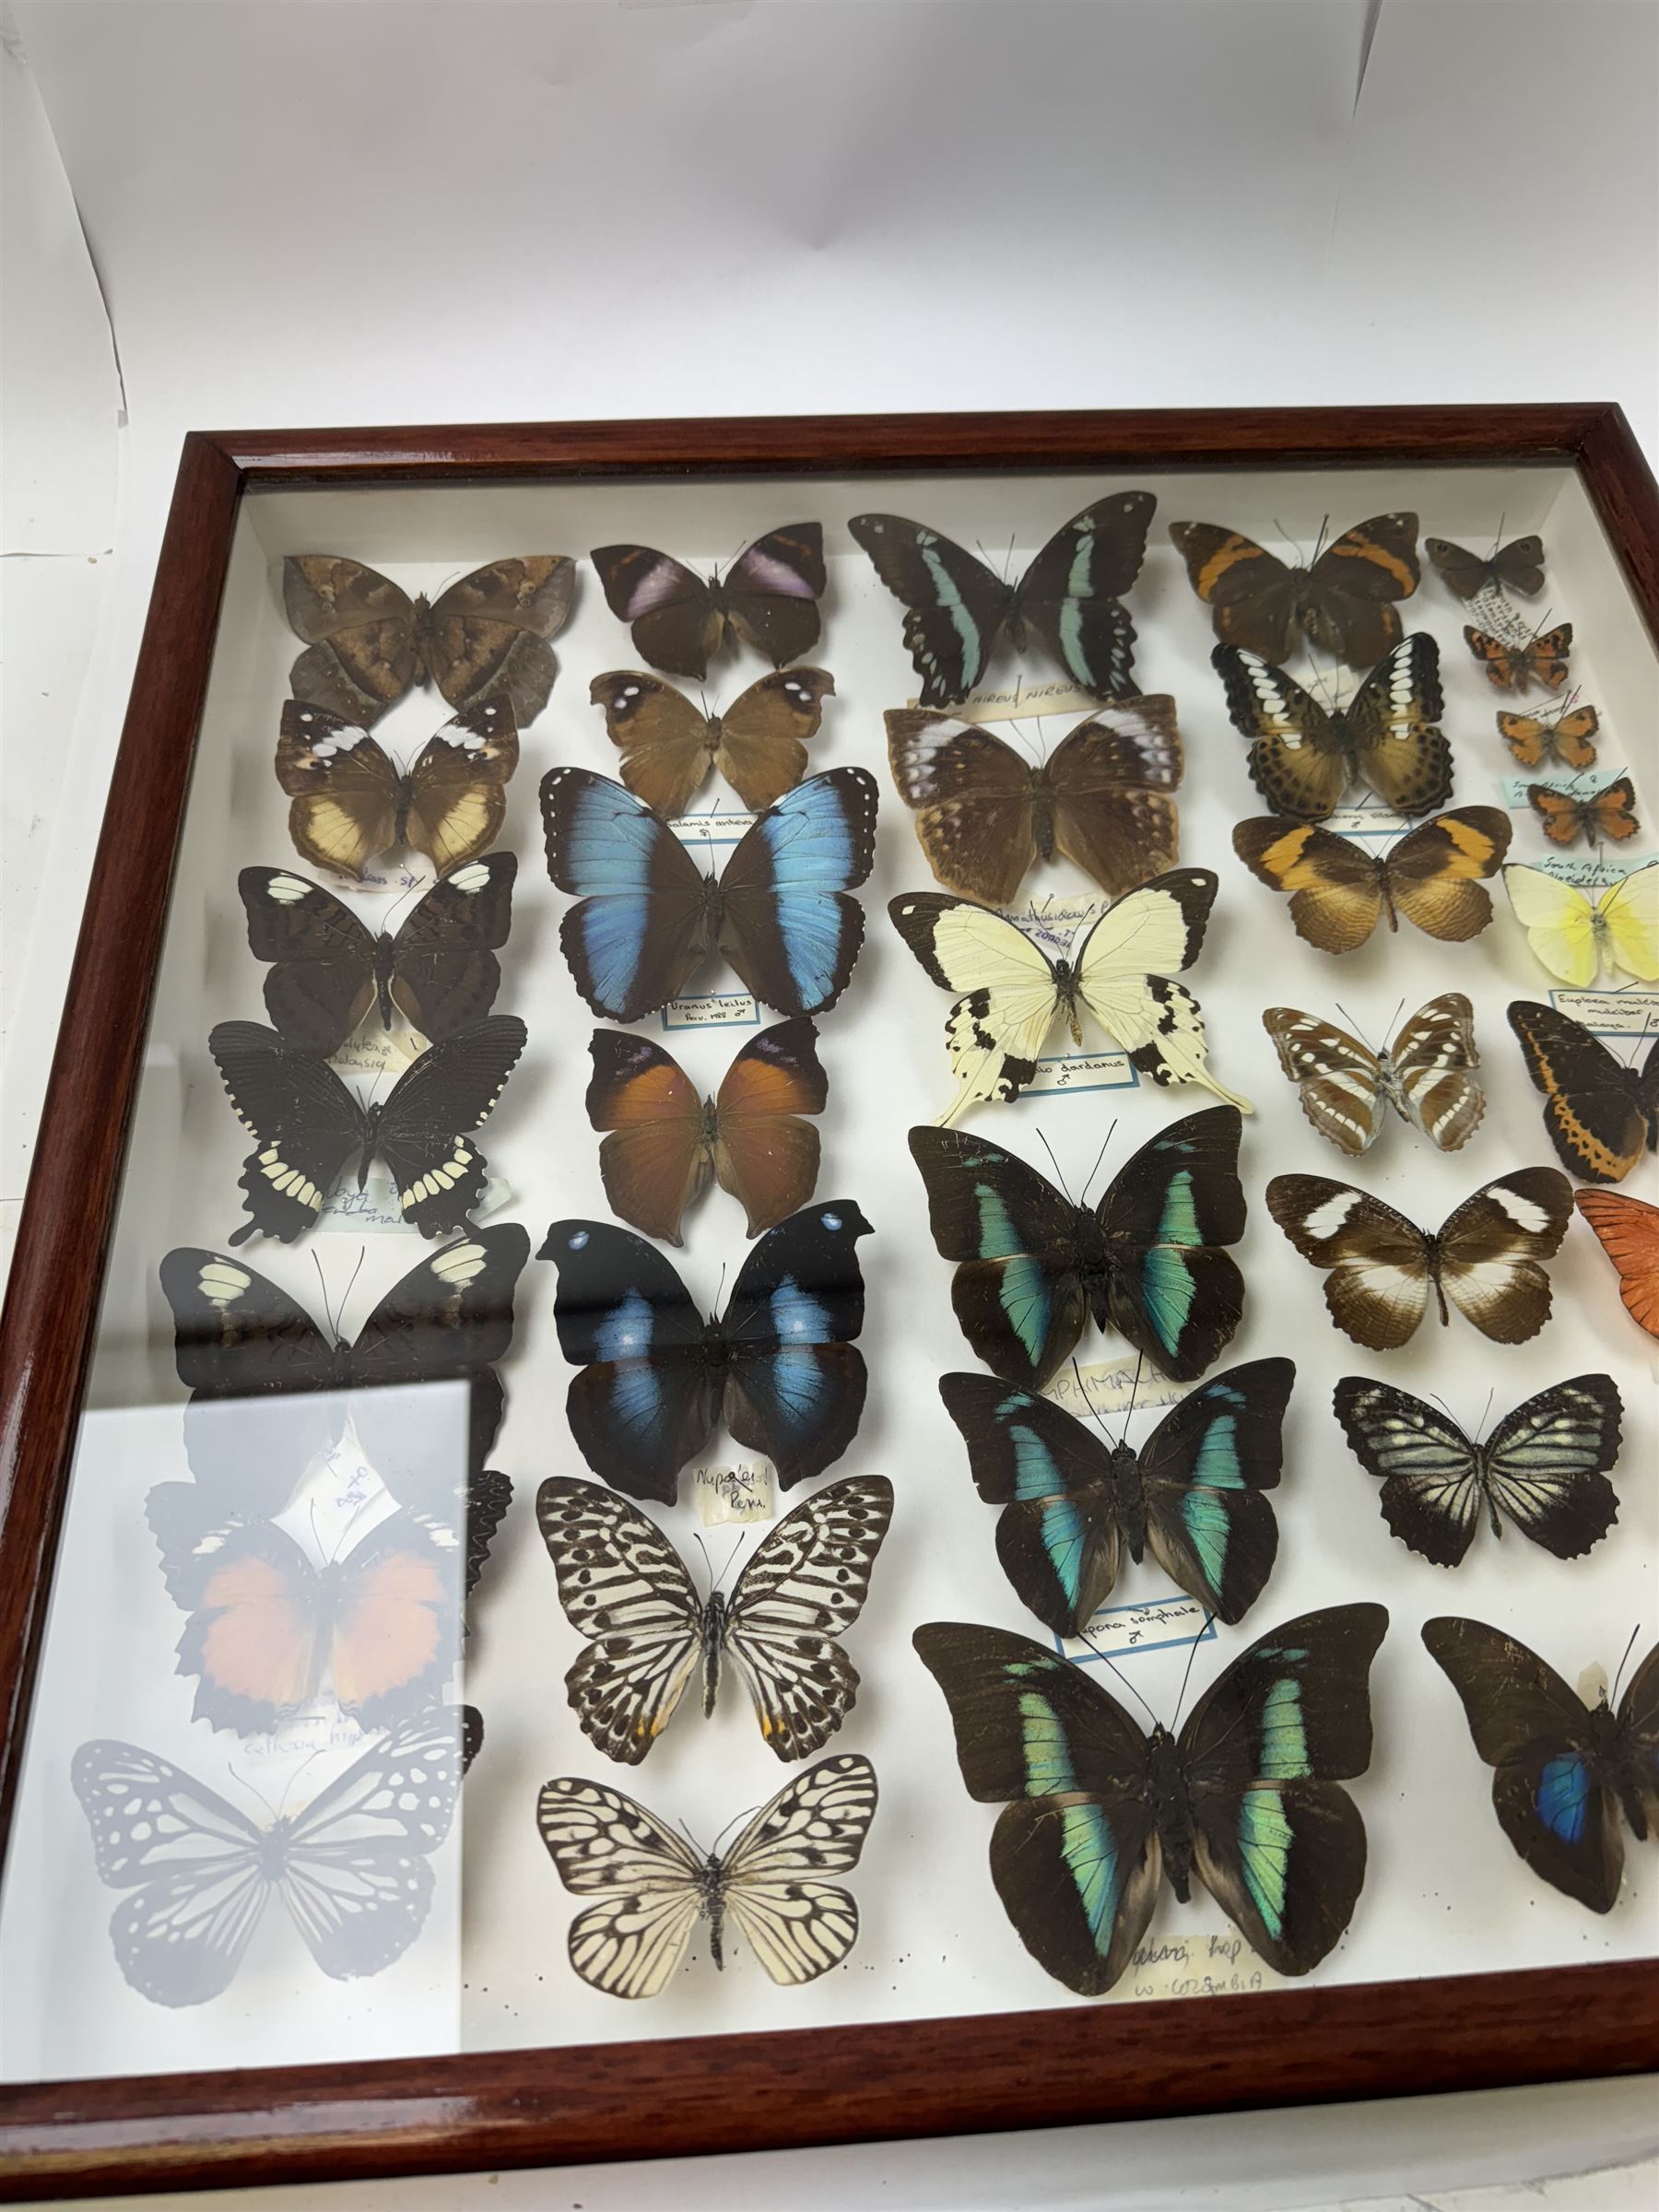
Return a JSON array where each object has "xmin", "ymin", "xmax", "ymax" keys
[
  {"xmin": 276, "ymin": 698, "xmax": 519, "ymax": 881},
  {"xmin": 586, "ymin": 1020, "xmax": 829, "ymax": 1245},
  {"xmin": 1425, "ymin": 535, "xmax": 1546, "ymax": 602},
  {"xmin": 1169, "ymin": 512, "xmax": 1419, "ymax": 671},
  {"xmin": 1574, "ymin": 1188, "xmax": 1659, "ymax": 1337},
  {"xmin": 1526, "ymin": 775, "xmax": 1641, "ymax": 849},
  {"xmin": 589, "ymin": 668, "xmax": 834, "ymax": 821},
  {"xmin": 1508, "ymin": 1002, "xmax": 1659, "ymax": 1185},
  {"xmin": 1465, "ymin": 622, "xmax": 1572, "ymax": 694},
  {"xmin": 284, "ymin": 555, "xmax": 575, "ymax": 727},
  {"xmin": 1499, "ymin": 702, "xmax": 1599, "ymax": 771},
  {"xmin": 1231, "ymin": 807, "xmax": 1512, "ymax": 955}
]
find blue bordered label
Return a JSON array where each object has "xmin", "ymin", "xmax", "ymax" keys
[
  {"xmin": 1026, "ymin": 1050, "xmax": 1138, "ymax": 1097},
  {"xmin": 1054, "ymin": 1593, "xmax": 1217, "ymax": 1665},
  {"xmin": 1549, "ymin": 986, "xmax": 1659, "ymax": 1039},
  {"xmin": 662, "ymin": 992, "xmax": 760, "ymax": 1032}
]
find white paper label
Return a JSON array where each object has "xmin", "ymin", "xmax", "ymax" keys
[
  {"xmin": 1465, "ymin": 582, "xmax": 1533, "ymax": 646},
  {"xmin": 1041, "ymin": 1359, "xmax": 1191, "ymax": 1418},
  {"xmin": 669, "ymin": 810, "xmax": 757, "ymax": 848},
  {"xmin": 1536, "ymin": 855, "xmax": 1636, "ymax": 888},
  {"xmin": 1321, "ymin": 806, "xmax": 1410, "ymax": 838},
  {"xmin": 1055, "ymin": 1592, "xmax": 1217, "ymax": 1663},
  {"xmin": 1501, "ymin": 771, "xmax": 1628, "ymax": 806},
  {"xmin": 1550, "ymin": 989, "xmax": 1659, "ymax": 1038},
  {"xmin": 329, "ymin": 1029, "xmax": 427, "ymax": 1080},
  {"xmin": 1115, "ymin": 1928, "xmax": 1282, "ymax": 2004},
  {"xmin": 995, "ymin": 894, "xmax": 1104, "ymax": 954},
  {"xmin": 693, "ymin": 1465, "xmax": 775, "ymax": 1526},
  {"xmin": 663, "ymin": 992, "xmax": 759, "ymax": 1031},
  {"xmin": 912, "ymin": 676, "xmax": 1098, "ymax": 724},
  {"xmin": 1025, "ymin": 1050, "xmax": 1137, "ymax": 1096},
  {"xmin": 317, "ymin": 1166, "xmax": 512, "ymax": 1232},
  {"xmin": 334, "ymin": 855, "xmax": 437, "ymax": 898}
]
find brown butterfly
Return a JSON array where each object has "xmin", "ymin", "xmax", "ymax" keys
[
  {"xmin": 591, "ymin": 526, "xmax": 825, "ymax": 681},
  {"xmin": 1231, "ymin": 807, "xmax": 1512, "ymax": 955},
  {"xmin": 1262, "ymin": 994, "xmax": 1484, "ymax": 1157},
  {"xmin": 1465, "ymin": 623, "xmax": 1572, "ymax": 693},
  {"xmin": 1267, "ymin": 1169, "xmax": 1573, "ymax": 1348},
  {"xmin": 1169, "ymin": 512, "xmax": 1419, "ymax": 670},
  {"xmin": 1212, "ymin": 635, "xmax": 1450, "ymax": 821},
  {"xmin": 1507, "ymin": 1001, "xmax": 1659, "ymax": 1184},
  {"xmin": 1526, "ymin": 776, "xmax": 1641, "ymax": 849},
  {"xmin": 284, "ymin": 556, "xmax": 574, "ymax": 727},
  {"xmin": 1426, "ymin": 535, "xmax": 1546, "ymax": 601},
  {"xmin": 1499, "ymin": 704, "xmax": 1599, "ymax": 771},
  {"xmin": 884, "ymin": 698, "xmax": 1182, "ymax": 904},
  {"xmin": 276, "ymin": 698, "xmax": 519, "ymax": 881},
  {"xmin": 586, "ymin": 1020, "xmax": 828, "ymax": 1245},
  {"xmin": 589, "ymin": 668, "xmax": 834, "ymax": 820}
]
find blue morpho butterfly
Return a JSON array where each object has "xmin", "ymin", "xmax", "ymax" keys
[
  {"xmin": 939, "ymin": 1356, "xmax": 1294, "ymax": 1639},
  {"xmin": 909, "ymin": 1104, "xmax": 1247, "ymax": 1392},
  {"xmin": 915, "ymin": 1604, "xmax": 1388, "ymax": 1995},
  {"xmin": 1423, "ymin": 1618, "xmax": 1657, "ymax": 1913},
  {"xmin": 539, "ymin": 1201, "xmax": 872, "ymax": 1504},
  {"xmin": 539, "ymin": 764, "xmax": 878, "ymax": 1024}
]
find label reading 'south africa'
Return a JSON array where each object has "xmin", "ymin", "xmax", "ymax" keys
[
  {"xmin": 1115, "ymin": 1929, "xmax": 1281, "ymax": 2004},
  {"xmin": 663, "ymin": 992, "xmax": 759, "ymax": 1032},
  {"xmin": 693, "ymin": 1465, "xmax": 775, "ymax": 1526},
  {"xmin": 1536, "ymin": 854, "xmax": 1636, "ymax": 888},
  {"xmin": 1501, "ymin": 772, "xmax": 1630, "ymax": 807},
  {"xmin": 1550, "ymin": 989, "xmax": 1659, "ymax": 1038},
  {"xmin": 1054, "ymin": 1593, "xmax": 1216, "ymax": 1665}
]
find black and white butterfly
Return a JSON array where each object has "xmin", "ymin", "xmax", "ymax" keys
[
  {"xmin": 536, "ymin": 1475, "xmax": 893, "ymax": 1763},
  {"xmin": 540, "ymin": 1203, "xmax": 873, "ymax": 1503},
  {"xmin": 1262, "ymin": 994, "xmax": 1485, "ymax": 1158},
  {"xmin": 849, "ymin": 495, "xmax": 1156, "ymax": 706},
  {"xmin": 1332, "ymin": 1375, "xmax": 1622, "ymax": 1567},
  {"xmin": 536, "ymin": 1752, "xmax": 877, "ymax": 1997},
  {"xmin": 72, "ymin": 1706, "xmax": 472, "ymax": 2007},
  {"xmin": 208, "ymin": 1016, "xmax": 524, "ymax": 1243}
]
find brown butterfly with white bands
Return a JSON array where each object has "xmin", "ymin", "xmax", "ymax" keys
[
  {"xmin": 276, "ymin": 699, "xmax": 519, "ymax": 882},
  {"xmin": 1266, "ymin": 1169, "xmax": 1573, "ymax": 1348},
  {"xmin": 1262, "ymin": 995, "xmax": 1484, "ymax": 1158}
]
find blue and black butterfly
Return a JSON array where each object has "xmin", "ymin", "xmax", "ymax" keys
[
  {"xmin": 915, "ymin": 1605, "xmax": 1388, "ymax": 1995},
  {"xmin": 940, "ymin": 1358, "xmax": 1293, "ymax": 1638},
  {"xmin": 1423, "ymin": 1618, "xmax": 1657, "ymax": 1913},
  {"xmin": 909, "ymin": 1105, "xmax": 1247, "ymax": 1391},
  {"xmin": 539, "ymin": 1202, "xmax": 872, "ymax": 1503},
  {"xmin": 540, "ymin": 765, "xmax": 878, "ymax": 1023}
]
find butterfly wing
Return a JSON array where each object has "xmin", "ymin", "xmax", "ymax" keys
[
  {"xmin": 712, "ymin": 669, "xmax": 835, "ymax": 811},
  {"xmin": 207, "ymin": 1020, "xmax": 364, "ymax": 1246},
  {"xmin": 589, "ymin": 670, "xmax": 714, "ymax": 818},
  {"xmin": 541, "ymin": 767, "xmax": 714, "ymax": 1020},
  {"xmin": 1502, "ymin": 866, "xmax": 1598, "ymax": 987},
  {"xmin": 386, "ymin": 852, "xmax": 516, "ymax": 1041},
  {"xmin": 1300, "ymin": 513, "xmax": 1420, "ymax": 667},
  {"xmin": 1180, "ymin": 1603, "xmax": 1387, "ymax": 1973},
  {"xmin": 1044, "ymin": 698, "xmax": 1183, "ymax": 898},
  {"xmin": 1422, "ymin": 1618, "xmax": 1623, "ymax": 1912},
  {"xmin": 888, "ymin": 893, "xmax": 1061, "ymax": 1118},
  {"xmin": 1574, "ymin": 1188, "xmax": 1659, "ymax": 1336},
  {"xmin": 717, "ymin": 1201, "xmax": 872, "ymax": 1490},
  {"xmin": 848, "ymin": 513, "xmax": 1012, "ymax": 705},
  {"xmin": 1387, "ymin": 991, "xmax": 1485, "ymax": 1151},
  {"xmin": 398, "ymin": 700, "xmax": 520, "ymax": 877},
  {"xmin": 420, "ymin": 555, "xmax": 574, "ymax": 724},
  {"xmin": 322, "ymin": 1512, "xmax": 465, "ymax": 1729},
  {"xmin": 159, "ymin": 1509, "xmax": 325, "ymax": 1731},
  {"xmin": 276, "ymin": 702, "xmax": 404, "ymax": 881},
  {"xmin": 936, "ymin": 1372, "xmax": 1121, "ymax": 1638},
  {"xmin": 1265, "ymin": 1176, "xmax": 1431, "ymax": 1348},
  {"xmin": 712, "ymin": 1016, "xmax": 828, "ymax": 1237},
  {"xmin": 1340, "ymin": 634, "xmax": 1453, "ymax": 815},
  {"xmin": 723, "ymin": 1475, "xmax": 894, "ymax": 1759},
  {"xmin": 591, "ymin": 544, "xmax": 722, "ymax": 680},
  {"xmin": 1168, "ymin": 523, "xmax": 1300, "ymax": 660},
  {"xmin": 715, "ymin": 1752, "xmax": 878, "ymax": 1983},
  {"xmin": 1212, "ymin": 647, "xmax": 1349, "ymax": 821},
  {"xmin": 535, "ymin": 1477, "xmax": 704, "ymax": 1763},
  {"xmin": 1074, "ymin": 872, "xmax": 1249, "ymax": 1110},
  {"xmin": 717, "ymin": 524, "xmax": 827, "ymax": 667},
  {"xmin": 371, "ymin": 1015, "xmax": 525, "ymax": 1239},
  {"xmin": 885, "ymin": 712, "xmax": 1040, "ymax": 904},
  {"xmin": 1261, "ymin": 1007, "xmax": 1384, "ymax": 1156},
  {"xmin": 1095, "ymin": 1104, "xmax": 1248, "ymax": 1382},
  {"xmin": 1478, "ymin": 1375, "xmax": 1623, "ymax": 1559},
  {"xmin": 1332, "ymin": 1379, "xmax": 1488, "ymax": 1565},
  {"xmin": 72, "ymin": 1740, "xmax": 269, "ymax": 2006},
  {"xmin": 238, "ymin": 868, "xmax": 377, "ymax": 1053},
  {"xmin": 1615, "ymin": 1647, "xmax": 1659, "ymax": 1839},
  {"xmin": 585, "ymin": 1030, "xmax": 710, "ymax": 1246},
  {"xmin": 284, "ymin": 557, "xmax": 418, "ymax": 723},
  {"xmin": 1507, "ymin": 1000, "xmax": 1648, "ymax": 1183},
  {"xmin": 1594, "ymin": 864, "xmax": 1659, "ymax": 984},
  {"xmin": 541, "ymin": 1218, "xmax": 718, "ymax": 1503},
  {"xmin": 1436, "ymin": 1169, "xmax": 1572, "ymax": 1342},
  {"xmin": 913, "ymin": 1620, "xmax": 1160, "ymax": 1997},
  {"xmin": 1549, "ymin": 707, "xmax": 1601, "ymax": 770},
  {"xmin": 536, "ymin": 1774, "xmax": 706, "ymax": 1996},
  {"xmin": 1013, "ymin": 492, "xmax": 1156, "ymax": 699},
  {"xmin": 1231, "ymin": 818, "xmax": 1384, "ymax": 953},
  {"xmin": 1137, "ymin": 1358, "xmax": 1292, "ymax": 1625},
  {"xmin": 715, "ymin": 767, "xmax": 879, "ymax": 1017},
  {"xmin": 1384, "ymin": 807, "xmax": 1512, "ymax": 941}
]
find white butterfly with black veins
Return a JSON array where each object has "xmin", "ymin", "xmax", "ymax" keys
[
  {"xmin": 537, "ymin": 1754, "xmax": 877, "ymax": 1998},
  {"xmin": 1334, "ymin": 1375, "xmax": 1622, "ymax": 1566},
  {"xmin": 1262, "ymin": 994, "xmax": 1484, "ymax": 1158},
  {"xmin": 888, "ymin": 873, "xmax": 1252, "ymax": 1124},
  {"xmin": 535, "ymin": 1475, "xmax": 893, "ymax": 1763}
]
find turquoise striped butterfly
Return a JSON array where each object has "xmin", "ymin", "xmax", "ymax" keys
[{"xmin": 915, "ymin": 1606, "xmax": 1387, "ymax": 1994}]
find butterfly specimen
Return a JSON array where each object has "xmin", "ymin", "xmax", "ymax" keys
[
  {"xmin": 540, "ymin": 1202, "xmax": 872, "ymax": 1502},
  {"xmin": 238, "ymin": 855, "xmax": 516, "ymax": 1054},
  {"xmin": 889, "ymin": 876, "xmax": 1251, "ymax": 1125},
  {"xmin": 207, "ymin": 1016, "xmax": 524, "ymax": 1245},
  {"xmin": 1333, "ymin": 1375, "xmax": 1622, "ymax": 1567},
  {"xmin": 537, "ymin": 1752, "xmax": 877, "ymax": 1997},
  {"xmin": 284, "ymin": 555, "xmax": 575, "ymax": 727},
  {"xmin": 1499, "ymin": 704, "xmax": 1599, "ymax": 771},
  {"xmin": 1426, "ymin": 535, "xmax": 1546, "ymax": 602},
  {"xmin": 589, "ymin": 668, "xmax": 834, "ymax": 819},
  {"xmin": 1526, "ymin": 775, "xmax": 1641, "ymax": 849},
  {"xmin": 1465, "ymin": 623, "xmax": 1572, "ymax": 694},
  {"xmin": 1261, "ymin": 994, "xmax": 1484, "ymax": 1158},
  {"xmin": 542, "ymin": 766, "xmax": 878, "ymax": 1023},
  {"xmin": 1502, "ymin": 862, "xmax": 1659, "ymax": 987},
  {"xmin": 1169, "ymin": 512, "xmax": 1419, "ymax": 670},
  {"xmin": 914, "ymin": 1605, "xmax": 1388, "ymax": 1995},
  {"xmin": 939, "ymin": 1358, "xmax": 1293, "ymax": 1636},
  {"xmin": 1231, "ymin": 807, "xmax": 1512, "ymax": 955},
  {"xmin": 72, "ymin": 1705, "xmax": 471, "ymax": 2006},
  {"xmin": 276, "ymin": 697, "xmax": 519, "ymax": 883},
  {"xmin": 591, "ymin": 525, "xmax": 825, "ymax": 681},
  {"xmin": 884, "ymin": 698, "xmax": 1182, "ymax": 904},
  {"xmin": 159, "ymin": 1224, "xmax": 531, "ymax": 1505},
  {"xmin": 1574, "ymin": 1188, "xmax": 1659, "ymax": 1337},
  {"xmin": 1211, "ymin": 635, "xmax": 1452, "ymax": 821},
  {"xmin": 586, "ymin": 1019, "xmax": 827, "ymax": 1245},
  {"xmin": 536, "ymin": 1473, "xmax": 893, "ymax": 1763},
  {"xmin": 910, "ymin": 1106, "xmax": 1246, "ymax": 1390},
  {"xmin": 1423, "ymin": 1618, "xmax": 1656, "ymax": 1913},
  {"xmin": 1507, "ymin": 1001, "xmax": 1659, "ymax": 1184},
  {"xmin": 849, "ymin": 494, "xmax": 1156, "ymax": 707},
  {"xmin": 1265, "ymin": 1168, "xmax": 1573, "ymax": 1348}
]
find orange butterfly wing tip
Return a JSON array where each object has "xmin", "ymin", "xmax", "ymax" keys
[{"xmin": 1574, "ymin": 1189, "xmax": 1659, "ymax": 1338}]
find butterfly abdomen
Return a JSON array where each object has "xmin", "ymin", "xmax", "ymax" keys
[
  {"xmin": 371, "ymin": 934, "xmax": 398, "ymax": 1030},
  {"xmin": 701, "ymin": 1857, "xmax": 727, "ymax": 1969},
  {"xmin": 1108, "ymin": 1441, "xmax": 1148, "ymax": 1563},
  {"xmin": 1052, "ymin": 960, "xmax": 1086, "ymax": 1049},
  {"xmin": 703, "ymin": 1593, "xmax": 726, "ymax": 1718},
  {"xmin": 1029, "ymin": 779, "xmax": 1057, "ymax": 865},
  {"xmin": 1147, "ymin": 1724, "xmax": 1196, "ymax": 1901},
  {"xmin": 1423, "ymin": 1232, "xmax": 1451, "ymax": 1325}
]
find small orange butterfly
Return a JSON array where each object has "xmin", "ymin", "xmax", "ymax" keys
[
  {"xmin": 1499, "ymin": 702, "xmax": 1599, "ymax": 771},
  {"xmin": 1465, "ymin": 622, "xmax": 1572, "ymax": 693},
  {"xmin": 1526, "ymin": 775, "xmax": 1641, "ymax": 848}
]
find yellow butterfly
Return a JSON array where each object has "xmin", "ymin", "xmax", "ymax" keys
[{"xmin": 1501, "ymin": 862, "xmax": 1659, "ymax": 988}]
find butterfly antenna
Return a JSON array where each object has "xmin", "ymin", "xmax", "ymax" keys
[
  {"xmin": 713, "ymin": 1260, "xmax": 728, "ymax": 1323},
  {"xmin": 339, "ymin": 1245, "xmax": 367, "ymax": 1332},
  {"xmin": 1078, "ymin": 1630, "xmax": 1160, "ymax": 1728},
  {"xmin": 691, "ymin": 1528, "xmax": 713, "ymax": 1592},
  {"xmin": 1069, "ymin": 1355, "xmax": 1116, "ymax": 1445},
  {"xmin": 1475, "ymin": 1386, "xmax": 1495, "ymax": 1447},
  {"xmin": 1332, "ymin": 1001, "xmax": 1378, "ymax": 1057},
  {"xmin": 710, "ymin": 1802, "xmax": 759, "ymax": 1859},
  {"xmin": 227, "ymin": 1761, "xmax": 281, "ymax": 1827},
  {"xmin": 1610, "ymin": 1623, "xmax": 1642, "ymax": 1707},
  {"xmin": 312, "ymin": 1251, "xmax": 335, "ymax": 1341},
  {"xmin": 1171, "ymin": 1611, "xmax": 1214, "ymax": 1733},
  {"xmin": 1077, "ymin": 1122, "xmax": 1119, "ymax": 1210},
  {"xmin": 677, "ymin": 1817, "xmax": 710, "ymax": 1860},
  {"xmin": 1035, "ymin": 1128, "xmax": 1075, "ymax": 1206}
]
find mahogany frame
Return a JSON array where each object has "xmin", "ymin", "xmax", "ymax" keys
[{"xmin": 2, "ymin": 405, "xmax": 1656, "ymax": 2198}]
